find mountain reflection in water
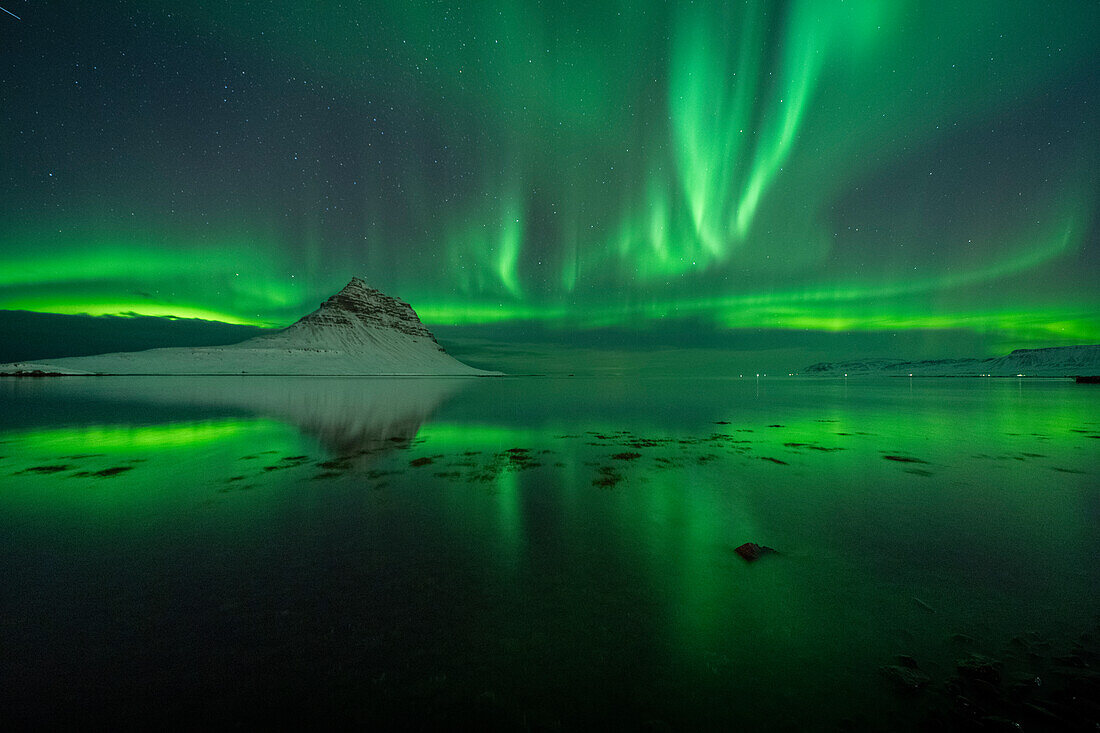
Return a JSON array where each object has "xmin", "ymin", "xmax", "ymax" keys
[{"xmin": 0, "ymin": 376, "xmax": 470, "ymax": 466}]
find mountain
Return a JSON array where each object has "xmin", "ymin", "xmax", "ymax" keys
[
  {"xmin": 0, "ymin": 278, "xmax": 498, "ymax": 376},
  {"xmin": 803, "ymin": 345, "xmax": 1100, "ymax": 377}
]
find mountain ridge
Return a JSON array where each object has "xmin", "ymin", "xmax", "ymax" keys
[{"xmin": 0, "ymin": 278, "xmax": 497, "ymax": 376}]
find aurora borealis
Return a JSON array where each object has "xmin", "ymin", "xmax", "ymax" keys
[{"xmin": 1, "ymin": 1, "xmax": 1097, "ymax": 369}]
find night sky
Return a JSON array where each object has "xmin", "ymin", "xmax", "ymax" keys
[{"xmin": 1, "ymin": 1, "xmax": 1097, "ymax": 372}]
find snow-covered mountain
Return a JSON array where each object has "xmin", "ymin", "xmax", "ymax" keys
[
  {"xmin": 804, "ymin": 345, "xmax": 1100, "ymax": 377},
  {"xmin": 0, "ymin": 278, "xmax": 498, "ymax": 376}
]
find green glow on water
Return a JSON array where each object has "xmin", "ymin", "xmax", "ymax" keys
[
  {"xmin": 0, "ymin": 377, "xmax": 1096, "ymax": 728},
  {"xmin": 6, "ymin": 419, "xmax": 281, "ymax": 452},
  {"xmin": 416, "ymin": 422, "xmax": 550, "ymax": 447}
]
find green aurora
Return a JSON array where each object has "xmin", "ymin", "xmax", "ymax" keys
[{"xmin": 1, "ymin": 1, "xmax": 1097, "ymax": 364}]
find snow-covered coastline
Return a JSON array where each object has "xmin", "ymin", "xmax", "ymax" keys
[
  {"xmin": 803, "ymin": 345, "xmax": 1100, "ymax": 377},
  {"xmin": 0, "ymin": 278, "xmax": 499, "ymax": 377}
]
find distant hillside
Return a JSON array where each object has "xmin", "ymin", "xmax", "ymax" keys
[
  {"xmin": 0, "ymin": 310, "xmax": 268, "ymax": 363},
  {"xmin": 803, "ymin": 345, "xmax": 1100, "ymax": 377}
]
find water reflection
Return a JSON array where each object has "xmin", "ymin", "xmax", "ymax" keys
[
  {"xmin": 1, "ymin": 377, "xmax": 1097, "ymax": 729},
  {"xmin": 2, "ymin": 376, "xmax": 470, "ymax": 463}
]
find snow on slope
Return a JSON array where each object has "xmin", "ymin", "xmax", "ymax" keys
[
  {"xmin": 804, "ymin": 345, "xmax": 1100, "ymax": 377},
  {"xmin": 0, "ymin": 278, "xmax": 498, "ymax": 376}
]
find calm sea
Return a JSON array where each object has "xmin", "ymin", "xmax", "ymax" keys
[{"xmin": 1, "ymin": 376, "xmax": 1097, "ymax": 729}]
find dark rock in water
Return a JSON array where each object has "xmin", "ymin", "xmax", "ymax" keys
[
  {"xmin": 90, "ymin": 466, "xmax": 133, "ymax": 478},
  {"xmin": 1007, "ymin": 674, "xmax": 1042, "ymax": 698},
  {"xmin": 896, "ymin": 655, "xmax": 921, "ymax": 669},
  {"xmin": 956, "ymin": 654, "xmax": 1002, "ymax": 684},
  {"xmin": 913, "ymin": 596, "xmax": 936, "ymax": 613},
  {"xmin": 950, "ymin": 633, "xmax": 978, "ymax": 648},
  {"xmin": 970, "ymin": 678, "xmax": 1001, "ymax": 699},
  {"xmin": 978, "ymin": 715, "xmax": 1024, "ymax": 732},
  {"xmin": 883, "ymin": 454, "xmax": 929, "ymax": 464},
  {"xmin": 1022, "ymin": 703, "xmax": 1066, "ymax": 727},
  {"xmin": 1052, "ymin": 653, "xmax": 1087, "ymax": 668},
  {"xmin": 21, "ymin": 465, "xmax": 72, "ymax": 474},
  {"xmin": 881, "ymin": 664, "xmax": 931, "ymax": 691},
  {"xmin": 734, "ymin": 542, "xmax": 778, "ymax": 562},
  {"xmin": 891, "ymin": 627, "xmax": 1100, "ymax": 730}
]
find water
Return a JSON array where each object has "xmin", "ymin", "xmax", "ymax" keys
[{"xmin": 1, "ymin": 376, "xmax": 1097, "ymax": 729}]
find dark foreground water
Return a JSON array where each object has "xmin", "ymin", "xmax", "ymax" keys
[{"xmin": 1, "ymin": 376, "xmax": 1097, "ymax": 730}]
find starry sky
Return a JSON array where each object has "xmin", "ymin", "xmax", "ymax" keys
[{"xmin": 1, "ymin": 1, "xmax": 1097, "ymax": 372}]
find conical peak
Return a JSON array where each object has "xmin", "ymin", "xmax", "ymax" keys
[
  {"xmin": 287, "ymin": 277, "xmax": 438, "ymax": 343},
  {"xmin": 332, "ymin": 277, "xmax": 373, "ymax": 300},
  {"xmin": 325, "ymin": 278, "xmax": 409, "ymax": 312},
  {"xmin": 333, "ymin": 277, "xmax": 408, "ymax": 306}
]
